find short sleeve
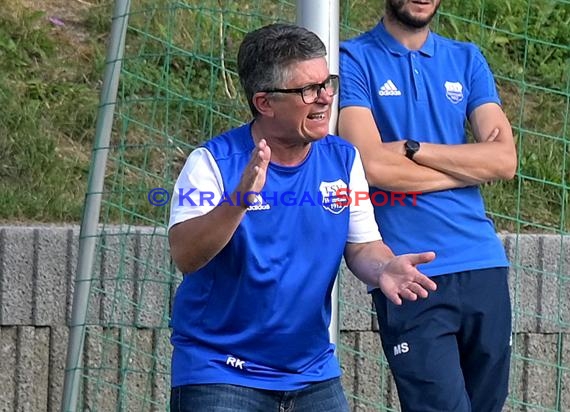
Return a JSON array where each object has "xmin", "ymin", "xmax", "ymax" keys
[
  {"xmin": 168, "ymin": 147, "xmax": 225, "ymax": 230},
  {"xmin": 347, "ymin": 148, "xmax": 382, "ymax": 243},
  {"xmin": 339, "ymin": 44, "xmax": 373, "ymax": 110},
  {"xmin": 467, "ymin": 46, "xmax": 501, "ymax": 116}
]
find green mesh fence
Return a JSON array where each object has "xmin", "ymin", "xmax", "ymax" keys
[{"xmin": 68, "ymin": 0, "xmax": 569, "ymax": 411}]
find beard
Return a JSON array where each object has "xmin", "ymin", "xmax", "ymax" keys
[{"xmin": 386, "ymin": 0, "xmax": 440, "ymax": 29}]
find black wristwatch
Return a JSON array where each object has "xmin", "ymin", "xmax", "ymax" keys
[{"xmin": 404, "ymin": 140, "xmax": 420, "ymax": 160}]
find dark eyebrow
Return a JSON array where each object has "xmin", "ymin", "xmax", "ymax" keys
[{"xmin": 262, "ymin": 75, "xmax": 337, "ymax": 93}]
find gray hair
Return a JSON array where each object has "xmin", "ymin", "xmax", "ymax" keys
[{"xmin": 237, "ymin": 23, "xmax": 327, "ymax": 117}]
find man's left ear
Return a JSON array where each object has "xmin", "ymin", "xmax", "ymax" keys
[{"xmin": 252, "ymin": 92, "xmax": 275, "ymax": 117}]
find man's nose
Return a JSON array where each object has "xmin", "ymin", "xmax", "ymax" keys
[{"xmin": 316, "ymin": 86, "xmax": 334, "ymax": 104}]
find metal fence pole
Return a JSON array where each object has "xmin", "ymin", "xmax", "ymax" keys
[
  {"xmin": 296, "ymin": 0, "xmax": 340, "ymax": 347},
  {"xmin": 61, "ymin": 0, "xmax": 131, "ymax": 410}
]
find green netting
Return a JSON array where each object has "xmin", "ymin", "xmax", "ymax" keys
[{"xmin": 67, "ymin": 0, "xmax": 569, "ymax": 411}]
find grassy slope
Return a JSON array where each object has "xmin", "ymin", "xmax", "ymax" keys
[{"xmin": 0, "ymin": 0, "xmax": 109, "ymax": 222}]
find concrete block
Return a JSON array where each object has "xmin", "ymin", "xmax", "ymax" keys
[
  {"xmin": 15, "ymin": 326, "xmax": 50, "ymax": 412},
  {"xmin": 35, "ymin": 228, "xmax": 70, "ymax": 325},
  {"xmin": 354, "ymin": 331, "xmax": 381, "ymax": 405},
  {"xmin": 507, "ymin": 333, "xmax": 527, "ymax": 411},
  {"xmin": 83, "ymin": 326, "xmax": 119, "ymax": 411},
  {"xmin": 0, "ymin": 327, "xmax": 17, "ymax": 412},
  {"xmin": 354, "ymin": 331, "xmax": 397, "ymax": 411},
  {"xmin": 338, "ymin": 331, "xmax": 357, "ymax": 410},
  {"xmin": 511, "ymin": 333, "xmax": 560, "ymax": 410},
  {"xmin": 48, "ymin": 327, "xmax": 68, "ymax": 412},
  {"xmin": 507, "ymin": 235, "xmax": 570, "ymax": 333},
  {"xmin": 507, "ymin": 234, "xmax": 543, "ymax": 333},
  {"xmin": 537, "ymin": 236, "xmax": 570, "ymax": 333},
  {"xmin": 0, "ymin": 228, "xmax": 35, "ymax": 325},
  {"xmin": 135, "ymin": 231, "xmax": 172, "ymax": 328},
  {"xmin": 66, "ymin": 227, "xmax": 101, "ymax": 326},
  {"xmin": 66, "ymin": 228, "xmax": 78, "ymax": 325},
  {"xmin": 339, "ymin": 261, "xmax": 373, "ymax": 332},
  {"xmin": 65, "ymin": 227, "xmax": 80, "ymax": 325},
  {"xmin": 118, "ymin": 328, "xmax": 155, "ymax": 411},
  {"xmin": 151, "ymin": 328, "xmax": 171, "ymax": 412},
  {"xmin": 101, "ymin": 229, "xmax": 137, "ymax": 326}
]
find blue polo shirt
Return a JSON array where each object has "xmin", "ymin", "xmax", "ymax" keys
[{"xmin": 340, "ymin": 21, "xmax": 508, "ymax": 276}]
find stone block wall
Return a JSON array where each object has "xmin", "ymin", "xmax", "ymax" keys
[{"xmin": 0, "ymin": 226, "xmax": 568, "ymax": 411}]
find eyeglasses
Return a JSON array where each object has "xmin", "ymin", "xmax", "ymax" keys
[{"xmin": 262, "ymin": 74, "xmax": 339, "ymax": 104}]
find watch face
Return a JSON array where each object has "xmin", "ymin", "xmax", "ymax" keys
[
  {"xmin": 407, "ymin": 140, "xmax": 420, "ymax": 151},
  {"xmin": 405, "ymin": 140, "xmax": 420, "ymax": 159}
]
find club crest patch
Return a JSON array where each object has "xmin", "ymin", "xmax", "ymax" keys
[
  {"xmin": 319, "ymin": 179, "xmax": 348, "ymax": 214},
  {"xmin": 444, "ymin": 81, "xmax": 464, "ymax": 104}
]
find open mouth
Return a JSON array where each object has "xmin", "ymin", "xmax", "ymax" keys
[{"xmin": 307, "ymin": 112, "xmax": 327, "ymax": 120}]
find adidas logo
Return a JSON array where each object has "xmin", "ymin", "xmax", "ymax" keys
[
  {"xmin": 246, "ymin": 193, "xmax": 271, "ymax": 211},
  {"xmin": 378, "ymin": 80, "xmax": 402, "ymax": 96}
]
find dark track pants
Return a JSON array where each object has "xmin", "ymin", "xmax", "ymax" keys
[{"xmin": 372, "ymin": 267, "xmax": 511, "ymax": 412}]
